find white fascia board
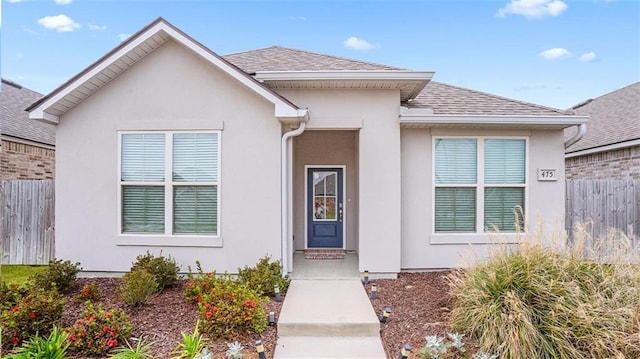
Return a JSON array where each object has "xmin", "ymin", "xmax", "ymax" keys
[
  {"xmin": 28, "ymin": 23, "xmax": 171, "ymax": 121},
  {"xmin": 29, "ymin": 109, "xmax": 59, "ymax": 124},
  {"xmin": 29, "ymin": 21, "xmax": 303, "ymax": 122},
  {"xmin": 565, "ymin": 138, "xmax": 640, "ymax": 158},
  {"xmin": 399, "ymin": 113, "xmax": 589, "ymax": 127},
  {"xmin": 275, "ymin": 103, "xmax": 309, "ymax": 122},
  {"xmin": 255, "ymin": 70, "xmax": 435, "ymax": 82}
]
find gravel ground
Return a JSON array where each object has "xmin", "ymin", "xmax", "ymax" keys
[{"xmin": 28, "ymin": 271, "xmax": 457, "ymax": 358}]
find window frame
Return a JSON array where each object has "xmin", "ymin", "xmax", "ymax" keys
[
  {"xmin": 432, "ymin": 135, "xmax": 529, "ymax": 238},
  {"xmin": 117, "ymin": 130, "xmax": 222, "ymax": 247}
]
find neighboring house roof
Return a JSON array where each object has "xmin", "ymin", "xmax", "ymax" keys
[
  {"xmin": 565, "ymin": 82, "xmax": 640, "ymax": 154},
  {"xmin": 409, "ymin": 81, "xmax": 569, "ymax": 116},
  {"xmin": 223, "ymin": 46, "xmax": 404, "ymax": 73},
  {"xmin": 0, "ymin": 79, "xmax": 54, "ymax": 146}
]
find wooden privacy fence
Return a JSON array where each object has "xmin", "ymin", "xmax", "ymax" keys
[
  {"xmin": 1, "ymin": 180, "xmax": 55, "ymax": 264},
  {"xmin": 566, "ymin": 179, "xmax": 640, "ymax": 243}
]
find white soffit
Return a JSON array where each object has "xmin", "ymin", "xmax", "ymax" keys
[
  {"xmin": 255, "ymin": 71, "xmax": 435, "ymax": 101},
  {"xmin": 28, "ymin": 19, "xmax": 307, "ymax": 123},
  {"xmin": 400, "ymin": 110, "xmax": 589, "ymax": 130}
]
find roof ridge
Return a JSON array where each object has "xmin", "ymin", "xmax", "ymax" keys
[
  {"xmin": 429, "ymin": 81, "xmax": 568, "ymax": 115},
  {"xmin": 584, "ymin": 81, "xmax": 639, "ymax": 103},
  {"xmin": 224, "ymin": 45, "xmax": 406, "ymax": 71}
]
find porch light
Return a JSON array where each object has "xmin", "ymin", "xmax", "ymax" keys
[
  {"xmin": 268, "ymin": 311, "xmax": 276, "ymax": 326},
  {"xmin": 379, "ymin": 307, "xmax": 391, "ymax": 323},
  {"xmin": 362, "ymin": 270, "xmax": 370, "ymax": 284},
  {"xmin": 274, "ymin": 285, "xmax": 283, "ymax": 302},
  {"xmin": 370, "ymin": 283, "xmax": 377, "ymax": 299},
  {"xmin": 256, "ymin": 340, "xmax": 267, "ymax": 359},
  {"xmin": 398, "ymin": 344, "xmax": 412, "ymax": 359}
]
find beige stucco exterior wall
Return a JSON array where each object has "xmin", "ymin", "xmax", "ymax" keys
[
  {"xmin": 292, "ymin": 131, "xmax": 358, "ymax": 252},
  {"xmin": 277, "ymin": 89, "xmax": 402, "ymax": 275},
  {"xmin": 55, "ymin": 40, "xmax": 284, "ymax": 273},
  {"xmin": 400, "ymin": 128, "xmax": 567, "ymax": 269}
]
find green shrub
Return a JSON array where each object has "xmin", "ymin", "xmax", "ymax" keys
[
  {"xmin": 0, "ymin": 284, "xmax": 65, "ymax": 349},
  {"xmin": 130, "ymin": 251, "xmax": 179, "ymax": 291},
  {"xmin": 197, "ymin": 276, "xmax": 268, "ymax": 338},
  {"xmin": 237, "ymin": 255, "xmax": 290, "ymax": 297},
  {"xmin": 66, "ymin": 301, "xmax": 133, "ymax": 356},
  {"xmin": 5, "ymin": 326, "xmax": 70, "ymax": 359},
  {"xmin": 448, "ymin": 228, "xmax": 640, "ymax": 359},
  {"xmin": 77, "ymin": 282, "xmax": 102, "ymax": 302},
  {"xmin": 117, "ymin": 270, "xmax": 158, "ymax": 307},
  {"xmin": 185, "ymin": 263, "xmax": 267, "ymax": 338},
  {"xmin": 184, "ymin": 261, "xmax": 223, "ymax": 304},
  {"xmin": 31, "ymin": 258, "xmax": 82, "ymax": 294}
]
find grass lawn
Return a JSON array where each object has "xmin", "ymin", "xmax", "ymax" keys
[{"xmin": 0, "ymin": 264, "xmax": 47, "ymax": 284}]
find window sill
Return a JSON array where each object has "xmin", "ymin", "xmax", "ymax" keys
[
  {"xmin": 430, "ymin": 233, "xmax": 523, "ymax": 245},
  {"xmin": 116, "ymin": 235, "xmax": 223, "ymax": 248}
]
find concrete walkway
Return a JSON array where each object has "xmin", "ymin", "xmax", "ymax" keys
[{"xmin": 273, "ymin": 254, "xmax": 386, "ymax": 358}]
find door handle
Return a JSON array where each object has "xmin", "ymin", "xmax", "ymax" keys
[{"xmin": 338, "ymin": 204, "xmax": 343, "ymax": 222}]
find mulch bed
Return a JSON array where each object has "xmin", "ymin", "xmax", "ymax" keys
[{"xmin": 14, "ymin": 271, "xmax": 457, "ymax": 358}]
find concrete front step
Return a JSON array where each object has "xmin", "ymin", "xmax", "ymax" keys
[
  {"xmin": 273, "ymin": 336, "xmax": 387, "ymax": 358},
  {"xmin": 277, "ymin": 279, "xmax": 380, "ymax": 337}
]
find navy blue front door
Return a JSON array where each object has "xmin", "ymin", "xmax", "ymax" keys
[{"xmin": 307, "ymin": 168, "xmax": 344, "ymax": 248}]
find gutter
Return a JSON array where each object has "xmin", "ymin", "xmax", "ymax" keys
[
  {"xmin": 564, "ymin": 123, "xmax": 586, "ymax": 149},
  {"xmin": 280, "ymin": 120, "xmax": 307, "ymax": 277}
]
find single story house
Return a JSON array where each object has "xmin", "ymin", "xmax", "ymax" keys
[
  {"xmin": 1, "ymin": 79, "xmax": 54, "ymax": 180},
  {"xmin": 27, "ymin": 18, "xmax": 587, "ymax": 276},
  {"xmin": 565, "ymin": 82, "xmax": 640, "ymax": 180}
]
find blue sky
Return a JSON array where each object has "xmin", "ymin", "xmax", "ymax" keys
[{"xmin": 1, "ymin": 0, "xmax": 638, "ymax": 109}]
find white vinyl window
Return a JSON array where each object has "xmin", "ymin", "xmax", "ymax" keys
[
  {"xmin": 434, "ymin": 137, "xmax": 526, "ymax": 233},
  {"xmin": 120, "ymin": 131, "xmax": 220, "ymax": 236}
]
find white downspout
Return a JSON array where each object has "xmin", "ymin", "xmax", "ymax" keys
[
  {"xmin": 281, "ymin": 121, "xmax": 307, "ymax": 277},
  {"xmin": 564, "ymin": 123, "xmax": 586, "ymax": 149}
]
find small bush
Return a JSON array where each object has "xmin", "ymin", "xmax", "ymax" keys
[
  {"xmin": 117, "ymin": 270, "xmax": 158, "ymax": 307},
  {"xmin": 448, "ymin": 227, "xmax": 640, "ymax": 358},
  {"xmin": 31, "ymin": 258, "xmax": 82, "ymax": 294},
  {"xmin": 0, "ymin": 284, "xmax": 65, "ymax": 349},
  {"xmin": 77, "ymin": 282, "xmax": 102, "ymax": 302},
  {"xmin": 237, "ymin": 255, "xmax": 290, "ymax": 297},
  {"xmin": 185, "ymin": 263, "xmax": 267, "ymax": 338},
  {"xmin": 130, "ymin": 251, "xmax": 179, "ymax": 292},
  {"xmin": 5, "ymin": 326, "xmax": 70, "ymax": 359},
  {"xmin": 66, "ymin": 301, "xmax": 133, "ymax": 356}
]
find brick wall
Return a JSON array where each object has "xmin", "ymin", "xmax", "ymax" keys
[
  {"xmin": 566, "ymin": 144, "xmax": 640, "ymax": 180},
  {"xmin": 0, "ymin": 139, "xmax": 55, "ymax": 179}
]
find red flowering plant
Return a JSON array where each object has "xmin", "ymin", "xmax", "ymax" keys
[
  {"xmin": 0, "ymin": 281, "xmax": 65, "ymax": 349},
  {"xmin": 76, "ymin": 282, "xmax": 101, "ymax": 302},
  {"xmin": 184, "ymin": 261, "xmax": 224, "ymax": 304},
  {"xmin": 66, "ymin": 301, "xmax": 132, "ymax": 356}
]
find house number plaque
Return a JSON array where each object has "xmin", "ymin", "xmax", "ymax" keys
[{"xmin": 538, "ymin": 168, "xmax": 558, "ymax": 181}]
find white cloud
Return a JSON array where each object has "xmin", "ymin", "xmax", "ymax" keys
[
  {"xmin": 119, "ymin": 33, "xmax": 131, "ymax": 41},
  {"xmin": 54, "ymin": 0, "xmax": 72, "ymax": 4},
  {"xmin": 88, "ymin": 23, "xmax": 107, "ymax": 31},
  {"xmin": 497, "ymin": 0, "xmax": 568, "ymax": 19},
  {"xmin": 343, "ymin": 36, "xmax": 378, "ymax": 50},
  {"xmin": 37, "ymin": 14, "xmax": 81, "ymax": 32},
  {"xmin": 8, "ymin": 0, "xmax": 24, "ymax": 3},
  {"xmin": 579, "ymin": 52, "xmax": 597, "ymax": 62},
  {"xmin": 539, "ymin": 47, "xmax": 571, "ymax": 60},
  {"xmin": 515, "ymin": 82, "xmax": 547, "ymax": 91}
]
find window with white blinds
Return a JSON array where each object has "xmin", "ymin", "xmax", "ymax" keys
[
  {"xmin": 120, "ymin": 131, "xmax": 220, "ymax": 236},
  {"xmin": 434, "ymin": 137, "xmax": 526, "ymax": 233}
]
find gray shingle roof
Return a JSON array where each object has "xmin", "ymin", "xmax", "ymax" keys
[
  {"xmin": 409, "ymin": 81, "xmax": 568, "ymax": 116},
  {"xmin": 224, "ymin": 46, "xmax": 568, "ymax": 116},
  {"xmin": 565, "ymin": 82, "xmax": 640, "ymax": 153},
  {"xmin": 223, "ymin": 46, "xmax": 404, "ymax": 73},
  {"xmin": 0, "ymin": 79, "xmax": 54, "ymax": 146}
]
